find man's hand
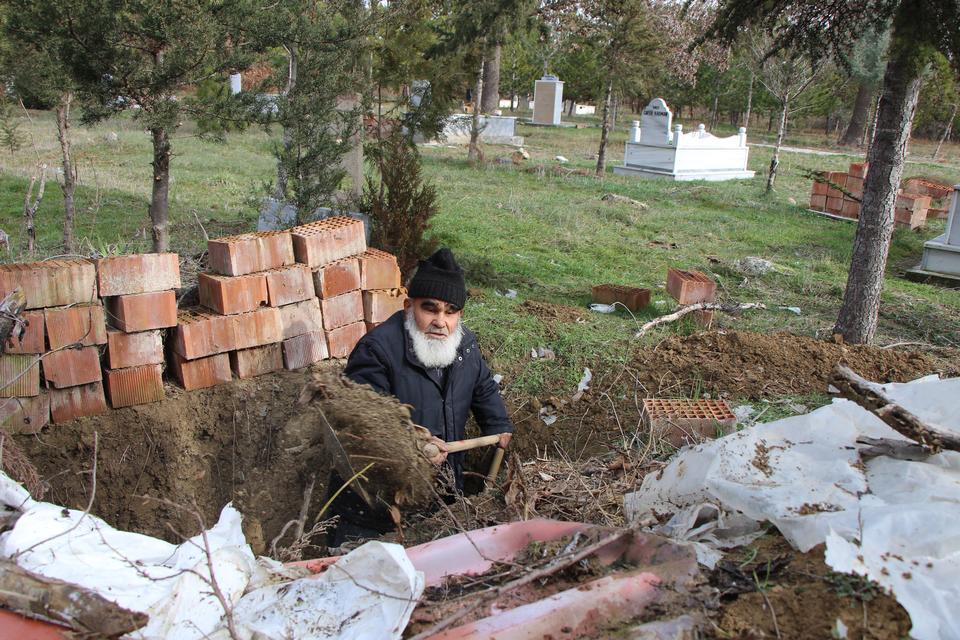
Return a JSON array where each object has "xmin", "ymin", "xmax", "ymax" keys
[
  {"xmin": 414, "ymin": 425, "xmax": 449, "ymax": 465},
  {"xmin": 497, "ymin": 433, "xmax": 512, "ymax": 449}
]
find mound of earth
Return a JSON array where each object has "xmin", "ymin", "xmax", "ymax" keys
[{"xmin": 630, "ymin": 330, "xmax": 941, "ymax": 398}]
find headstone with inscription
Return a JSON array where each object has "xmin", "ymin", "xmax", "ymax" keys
[{"xmin": 613, "ymin": 98, "xmax": 755, "ymax": 182}]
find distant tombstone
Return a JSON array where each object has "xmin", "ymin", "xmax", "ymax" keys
[
  {"xmin": 411, "ymin": 80, "xmax": 430, "ymax": 108},
  {"xmin": 639, "ymin": 98, "xmax": 672, "ymax": 144},
  {"xmin": 917, "ymin": 187, "xmax": 960, "ymax": 278},
  {"xmin": 533, "ymin": 75, "xmax": 564, "ymax": 126},
  {"xmin": 229, "ymin": 73, "xmax": 242, "ymax": 95}
]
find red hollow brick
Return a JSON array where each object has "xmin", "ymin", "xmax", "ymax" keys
[
  {"xmin": 809, "ymin": 194, "xmax": 827, "ymax": 211},
  {"xmin": 106, "ymin": 329, "xmax": 164, "ymax": 369},
  {"xmin": 104, "ymin": 363, "xmax": 164, "ymax": 408},
  {"xmin": 256, "ymin": 230, "xmax": 296, "ymax": 270},
  {"xmin": 291, "ymin": 216, "xmax": 366, "ymax": 267},
  {"xmin": 358, "ymin": 248, "xmax": 401, "ymax": 290},
  {"xmin": 902, "ymin": 177, "xmax": 953, "ymax": 201},
  {"xmin": 207, "ymin": 231, "xmax": 295, "ymax": 276},
  {"xmin": 199, "ymin": 272, "xmax": 268, "ymax": 315},
  {"xmin": 279, "ymin": 297, "xmax": 323, "ymax": 340},
  {"xmin": 811, "ymin": 180, "xmax": 829, "ymax": 196},
  {"xmin": 96, "ymin": 253, "xmax": 181, "ymax": 296},
  {"xmin": 894, "ymin": 207, "xmax": 927, "ymax": 230},
  {"xmin": 265, "ymin": 264, "xmax": 314, "ymax": 307},
  {"xmin": 642, "ymin": 398, "xmax": 737, "ymax": 448},
  {"xmin": 172, "ymin": 308, "xmax": 237, "ymax": 360},
  {"xmin": 0, "ymin": 259, "xmax": 97, "ymax": 310},
  {"xmin": 50, "ymin": 381, "xmax": 108, "ymax": 423},
  {"xmin": 320, "ymin": 290, "xmax": 363, "ymax": 330},
  {"xmin": 841, "ymin": 200, "xmax": 861, "ymax": 219},
  {"xmin": 666, "ymin": 269, "xmax": 717, "ymax": 305},
  {"xmin": 326, "ymin": 321, "xmax": 365, "ymax": 359},
  {"xmin": 107, "ymin": 290, "xmax": 178, "ymax": 332},
  {"xmin": 362, "ymin": 288, "xmax": 407, "ymax": 323},
  {"xmin": 848, "ymin": 162, "xmax": 868, "ymax": 179},
  {"xmin": 282, "ymin": 331, "xmax": 328, "ymax": 369},
  {"xmin": 233, "ymin": 307, "xmax": 283, "ymax": 351},
  {"xmin": 230, "ymin": 343, "xmax": 283, "ymax": 379},
  {"xmin": 826, "ymin": 197, "xmax": 843, "ymax": 213},
  {"xmin": 42, "ymin": 346, "xmax": 102, "ymax": 389},
  {"xmin": 170, "ymin": 352, "xmax": 232, "ymax": 390},
  {"xmin": 0, "ymin": 394, "xmax": 49, "ymax": 434},
  {"xmin": 590, "ymin": 284, "xmax": 651, "ymax": 312},
  {"xmin": 845, "ymin": 176, "xmax": 864, "ymax": 198},
  {"xmin": 0, "ymin": 354, "xmax": 40, "ymax": 398},
  {"xmin": 5, "ymin": 310, "xmax": 44, "ymax": 354},
  {"xmin": 312, "ymin": 258, "xmax": 361, "ymax": 298},
  {"xmin": 44, "ymin": 303, "xmax": 108, "ymax": 349},
  {"xmin": 896, "ymin": 193, "xmax": 931, "ymax": 212}
]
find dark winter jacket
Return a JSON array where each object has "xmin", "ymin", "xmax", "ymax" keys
[{"xmin": 343, "ymin": 310, "xmax": 513, "ymax": 488}]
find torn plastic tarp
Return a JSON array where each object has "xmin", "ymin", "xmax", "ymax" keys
[
  {"xmin": 0, "ymin": 474, "xmax": 423, "ymax": 639},
  {"xmin": 624, "ymin": 375, "xmax": 960, "ymax": 640}
]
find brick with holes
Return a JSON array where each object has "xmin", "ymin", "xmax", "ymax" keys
[
  {"xmin": 666, "ymin": 269, "xmax": 716, "ymax": 305},
  {"xmin": 96, "ymin": 253, "xmax": 181, "ymax": 296},
  {"xmin": 50, "ymin": 381, "xmax": 108, "ymax": 423},
  {"xmin": 231, "ymin": 343, "xmax": 283, "ymax": 379},
  {"xmin": 326, "ymin": 321, "xmax": 365, "ymax": 359},
  {"xmin": 104, "ymin": 363, "xmax": 165, "ymax": 408},
  {"xmin": 170, "ymin": 352, "xmax": 232, "ymax": 390},
  {"xmin": 106, "ymin": 329, "xmax": 164, "ymax": 369},
  {"xmin": 282, "ymin": 331, "xmax": 329, "ymax": 369},
  {"xmin": 107, "ymin": 290, "xmax": 178, "ymax": 332},
  {"xmin": 358, "ymin": 248, "xmax": 401, "ymax": 290},
  {"xmin": 312, "ymin": 257, "xmax": 361, "ymax": 298},
  {"xmin": 44, "ymin": 303, "xmax": 108, "ymax": 349},
  {"xmin": 291, "ymin": 216, "xmax": 366, "ymax": 267},
  {"xmin": 642, "ymin": 398, "xmax": 737, "ymax": 447}
]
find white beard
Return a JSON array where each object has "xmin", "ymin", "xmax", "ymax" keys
[{"xmin": 405, "ymin": 309, "xmax": 464, "ymax": 369}]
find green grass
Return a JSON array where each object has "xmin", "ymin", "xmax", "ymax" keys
[{"xmin": 1, "ymin": 108, "xmax": 958, "ymax": 399}]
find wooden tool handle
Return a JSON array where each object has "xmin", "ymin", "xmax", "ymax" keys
[
  {"xmin": 422, "ymin": 434, "xmax": 502, "ymax": 458},
  {"xmin": 485, "ymin": 447, "xmax": 505, "ymax": 486}
]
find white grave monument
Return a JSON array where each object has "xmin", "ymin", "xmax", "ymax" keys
[
  {"xmin": 613, "ymin": 98, "xmax": 755, "ymax": 181},
  {"xmin": 532, "ymin": 75, "xmax": 564, "ymax": 126},
  {"xmin": 229, "ymin": 73, "xmax": 242, "ymax": 95},
  {"xmin": 914, "ymin": 186, "xmax": 960, "ymax": 282}
]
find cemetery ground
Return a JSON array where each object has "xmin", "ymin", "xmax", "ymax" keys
[{"xmin": 1, "ymin": 109, "xmax": 959, "ymax": 637}]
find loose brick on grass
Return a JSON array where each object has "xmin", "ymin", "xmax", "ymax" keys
[
  {"xmin": 666, "ymin": 269, "xmax": 716, "ymax": 305},
  {"xmin": 233, "ymin": 307, "xmax": 283, "ymax": 351},
  {"xmin": 5, "ymin": 311, "xmax": 44, "ymax": 354},
  {"xmin": 96, "ymin": 253, "xmax": 181, "ymax": 296},
  {"xmin": 42, "ymin": 346, "xmax": 102, "ymax": 389},
  {"xmin": 170, "ymin": 352, "xmax": 232, "ymax": 390},
  {"xmin": 0, "ymin": 394, "xmax": 49, "ymax": 434},
  {"xmin": 104, "ymin": 363, "xmax": 164, "ymax": 408},
  {"xmin": 106, "ymin": 329, "xmax": 164, "ymax": 369},
  {"xmin": 326, "ymin": 321, "xmax": 365, "ymax": 359},
  {"xmin": 320, "ymin": 290, "xmax": 363, "ymax": 330},
  {"xmin": 50, "ymin": 381, "xmax": 108, "ymax": 423},
  {"xmin": 231, "ymin": 343, "xmax": 283, "ymax": 379},
  {"xmin": 283, "ymin": 331, "xmax": 328, "ymax": 369},
  {"xmin": 291, "ymin": 216, "xmax": 366, "ymax": 267},
  {"xmin": 590, "ymin": 284, "xmax": 651, "ymax": 312},
  {"xmin": 107, "ymin": 290, "xmax": 178, "ymax": 332},
  {"xmin": 0, "ymin": 354, "xmax": 40, "ymax": 397},
  {"xmin": 279, "ymin": 298, "xmax": 323, "ymax": 340},
  {"xmin": 312, "ymin": 257, "xmax": 361, "ymax": 298},
  {"xmin": 642, "ymin": 398, "xmax": 737, "ymax": 447},
  {"xmin": 363, "ymin": 288, "xmax": 407, "ymax": 324},
  {"xmin": 0, "ymin": 259, "xmax": 97, "ymax": 309},
  {"xmin": 44, "ymin": 303, "xmax": 108, "ymax": 349},
  {"xmin": 358, "ymin": 248, "xmax": 401, "ymax": 290},
  {"xmin": 199, "ymin": 272, "xmax": 268, "ymax": 315},
  {"xmin": 265, "ymin": 264, "xmax": 313, "ymax": 307},
  {"xmin": 172, "ymin": 308, "xmax": 237, "ymax": 360}
]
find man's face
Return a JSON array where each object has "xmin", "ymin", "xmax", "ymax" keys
[{"xmin": 404, "ymin": 297, "xmax": 462, "ymax": 340}]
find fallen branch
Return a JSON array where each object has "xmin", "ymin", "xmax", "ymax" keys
[
  {"xmin": 830, "ymin": 365, "xmax": 960, "ymax": 453},
  {"xmin": 408, "ymin": 528, "xmax": 632, "ymax": 640},
  {"xmin": 0, "ymin": 558, "xmax": 147, "ymax": 637},
  {"xmin": 634, "ymin": 302, "xmax": 767, "ymax": 338},
  {"xmin": 856, "ymin": 437, "xmax": 931, "ymax": 461}
]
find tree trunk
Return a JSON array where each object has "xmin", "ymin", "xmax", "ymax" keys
[
  {"xmin": 480, "ymin": 44, "xmax": 501, "ymax": 114},
  {"xmin": 766, "ymin": 99, "xmax": 788, "ymax": 193},
  {"xmin": 468, "ymin": 58, "xmax": 485, "ymax": 165},
  {"xmin": 710, "ymin": 94, "xmax": 719, "ymax": 130},
  {"xmin": 840, "ymin": 82, "xmax": 874, "ymax": 146},
  {"xmin": 274, "ymin": 43, "xmax": 298, "ymax": 201},
  {"xmin": 567, "ymin": 100, "xmax": 575, "ymax": 116},
  {"xmin": 834, "ymin": 30, "xmax": 928, "ymax": 344},
  {"xmin": 933, "ymin": 103, "xmax": 957, "ymax": 161},
  {"xmin": 55, "ymin": 92, "xmax": 76, "ymax": 253},
  {"xmin": 149, "ymin": 127, "xmax": 171, "ymax": 252},
  {"xmin": 744, "ymin": 72, "xmax": 754, "ymax": 128},
  {"xmin": 595, "ymin": 79, "xmax": 614, "ymax": 177}
]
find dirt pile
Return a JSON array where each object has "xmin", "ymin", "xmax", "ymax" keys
[{"xmin": 631, "ymin": 330, "xmax": 941, "ymax": 398}]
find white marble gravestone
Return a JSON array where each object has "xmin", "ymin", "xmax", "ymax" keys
[
  {"xmin": 229, "ymin": 73, "xmax": 242, "ymax": 95},
  {"xmin": 532, "ymin": 76, "xmax": 564, "ymax": 126},
  {"xmin": 613, "ymin": 98, "xmax": 755, "ymax": 181},
  {"xmin": 916, "ymin": 187, "xmax": 960, "ymax": 280}
]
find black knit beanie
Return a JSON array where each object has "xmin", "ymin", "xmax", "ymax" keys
[{"xmin": 408, "ymin": 248, "xmax": 466, "ymax": 309}]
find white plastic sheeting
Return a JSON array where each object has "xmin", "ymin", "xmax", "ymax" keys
[
  {"xmin": 0, "ymin": 475, "xmax": 424, "ymax": 639},
  {"xmin": 624, "ymin": 375, "xmax": 960, "ymax": 640}
]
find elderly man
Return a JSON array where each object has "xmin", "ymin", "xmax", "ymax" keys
[{"xmin": 329, "ymin": 248, "xmax": 513, "ymax": 545}]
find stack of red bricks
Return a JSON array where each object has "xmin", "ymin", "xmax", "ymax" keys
[
  {"xmin": 99, "ymin": 254, "xmax": 181, "ymax": 409},
  {"xmin": 902, "ymin": 177, "xmax": 955, "ymax": 220},
  {"xmin": 666, "ymin": 268, "xmax": 717, "ymax": 328},
  {"xmin": 808, "ymin": 162, "xmax": 938, "ymax": 230},
  {"xmin": 0, "ymin": 255, "xmax": 181, "ymax": 430},
  {"xmin": 172, "ymin": 216, "xmax": 405, "ymax": 390}
]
